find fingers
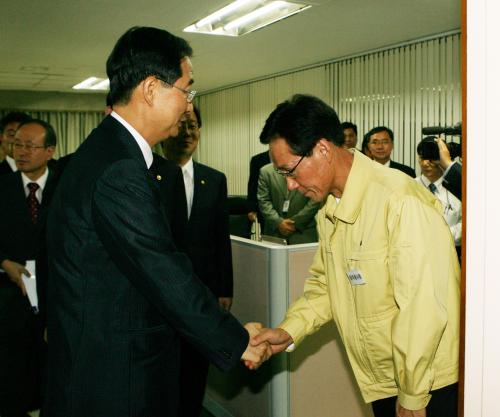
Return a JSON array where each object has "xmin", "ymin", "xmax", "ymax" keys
[
  {"xmin": 218, "ymin": 297, "xmax": 232, "ymax": 311},
  {"xmin": 244, "ymin": 322, "xmax": 264, "ymax": 338},
  {"xmin": 241, "ymin": 340, "xmax": 273, "ymax": 370},
  {"xmin": 251, "ymin": 328, "xmax": 293, "ymax": 354},
  {"xmin": 434, "ymin": 136, "xmax": 452, "ymax": 169}
]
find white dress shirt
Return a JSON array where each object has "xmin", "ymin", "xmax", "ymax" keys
[
  {"xmin": 21, "ymin": 168, "xmax": 49, "ymax": 202},
  {"xmin": 181, "ymin": 158, "xmax": 194, "ymax": 219},
  {"xmin": 110, "ymin": 111, "xmax": 153, "ymax": 169},
  {"xmin": 416, "ymin": 175, "xmax": 462, "ymax": 245},
  {"xmin": 6, "ymin": 155, "xmax": 17, "ymax": 172}
]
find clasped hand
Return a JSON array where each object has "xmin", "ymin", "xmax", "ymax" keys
[{"xmin": 241, "ymin": 324, "xmax": 293, "ymax": 370}]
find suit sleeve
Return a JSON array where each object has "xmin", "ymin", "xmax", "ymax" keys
[
  {"xmin": 257, "ymin": 169, "xmax": 283, "ymax": 232},
  {"xmin": 289, "ymin": 196, "xmax": 320, "ymax": 231},
  {"xmin": 247, "ymin": 156, "xmax": 260, "ymax": 212},
  {"xmin": 91, "ymin": 159, "xmax": 248, "ymax": 371},
  {"xmin": 442, "ymin": 162, "xmax": 462, "ymax": 200},
  {"xmin": 214, "ymin": 174, "xmax": 233, "ymax": 297}
]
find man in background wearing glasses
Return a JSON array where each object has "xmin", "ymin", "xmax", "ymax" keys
[
  {"xmin": 0, "ymin": 119, "xmax": 58, "ymax": 417},
  {"xmin": 0, "ymin": 112, "xmax": 32, "ymax": 176},
  {"xmin": 366, "ymin": 126, "xmax": 416, "ymax": 178},
  {"xmin": 251, "ymin": 94, "xmax": 460, "ymax": 417}
]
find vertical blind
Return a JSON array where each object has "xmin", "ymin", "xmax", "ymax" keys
[
  {"xmin": 197, "ymin": 33, "xmax": 462, "ymax": 196},
  {"xmin": 0, "ymin": 109, "xmax": 104, "ymax": 158}
]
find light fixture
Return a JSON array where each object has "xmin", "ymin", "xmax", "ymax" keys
[
  {"xmin": 184, "ymin": 0, "xmax": 311, "ymax": 37},
  {"xmin": 73, "ymin": 77, "xmax": 110, "ymax": 91}
]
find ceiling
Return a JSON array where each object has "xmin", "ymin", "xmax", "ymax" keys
[{"xmin": 0, "ymin": 0, "xmax": 460, "ymax": 95}]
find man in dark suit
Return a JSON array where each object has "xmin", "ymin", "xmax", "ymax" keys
[
  {"xmin": 0, "ymin": 112, "xmax": 32, "ymax": 176},
  {"xmin": 0, "ymin": 119, "xmax": 58, "ymax": 417},
  {"xmin": 366, "ymin": 126, "xmax": 416, "ymax": 177},
  {"xmin": 247, "ymin": 150, "xmax": 270, "ymax": 224},
  {"xmin": 162, "ymin": 105, "xmax": 233, "ymax": 417},
  {"xmin": 44, "ymin": 27, "xmax": 269, "ymax": 417}
]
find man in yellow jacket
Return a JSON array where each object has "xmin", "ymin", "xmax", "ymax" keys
[{"xmin": 252, "ymin": 94, "xmax": 460, "ymax": 417}]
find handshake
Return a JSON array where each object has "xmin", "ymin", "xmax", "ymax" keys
[{"xmin": 240, "ymin": 323, "xmax": 294, "ymax": 370}]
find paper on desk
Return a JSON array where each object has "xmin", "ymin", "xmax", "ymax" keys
[{"xmin": 21, "ymin": 260, "xmax": 38, "ymax": 313}]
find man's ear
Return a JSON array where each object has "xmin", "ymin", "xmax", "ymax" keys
[
  {"xmin": 142, "ymin": 76, "xmax": 158, "ymax": 106},
  {"xmin": 317, "ymin": 139, "xmax": 331, "ymax": 157}
]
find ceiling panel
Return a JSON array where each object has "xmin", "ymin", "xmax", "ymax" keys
[{"xmin": 0, "ymin": 0, "xmax": 460, "ymax": 94}]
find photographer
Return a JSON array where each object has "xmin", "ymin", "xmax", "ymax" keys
[
  {"xmin": 416, "ymin": 137, "xmax": 462, "ymax": 262},
  {"xmin": 436, "ymin": 137, "xmax": 462, "ymax": 200}
]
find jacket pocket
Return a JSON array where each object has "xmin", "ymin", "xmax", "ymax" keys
[{"xmin": 358, "ymin": 306, "xmax": 397, "ymax": 383}]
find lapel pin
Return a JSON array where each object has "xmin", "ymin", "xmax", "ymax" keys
[
  {"xmin": 156, "ymin": 175, "xmax": 162, "ymax": 181},
  {"xmin": 201, "ymin": 180, "xmax": 206, "ymax": 185}
]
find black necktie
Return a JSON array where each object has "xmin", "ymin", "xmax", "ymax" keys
[
  {"xmin": 428, "ymin": 183, "xmax": 437, "ymax": 194},
  {"xmin": 27, "ymin": 182, "xmax": 41, "ymax": 224}
]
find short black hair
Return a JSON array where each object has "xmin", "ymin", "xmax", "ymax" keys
[
  {"xmin": 106, "ymin": 26, "xmax": 193, "ymax": 106},
  {"xmin": 365, "ymin": 126, "xmax": 394, "ymax": 142},
  {"xmin": 192, "ymin": 105, "xmax": 202, "ymax": 129},
  {"xmin": 341, "ymin": 121, "xmax": 357, "ymax": 135},
  {"xmin": 259, "ymin": 94, "xmax": 344, "ymax": 156},
  {"xmin": 361, "ymin": 132, "xmax": 370, "ymax": 155},
  {"xmin": 0, "ymin": 112, "xmax": 31, "ymax": 133},
  {"xmin": 18, "ymin": 119, "xmax": 57, "ymax": 147},
  {"xmin": 105, "ymin": 92, "xmax": 112, "ymax": 108}
]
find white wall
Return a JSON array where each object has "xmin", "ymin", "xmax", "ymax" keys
[{"xmin": 464, "ymin": 1, "xmax": 500, "ymax": 416}]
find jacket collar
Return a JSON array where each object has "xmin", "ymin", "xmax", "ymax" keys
[{"xmin": 324, "ymin": 151, "xmax": 374, "ymax": 225}]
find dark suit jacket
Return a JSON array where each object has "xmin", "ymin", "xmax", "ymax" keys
[
  {"xmin": 389, "ymin": 159, "xmax": 416, "ymax": 178},
  {"xmin": 44, "ymin": 116, "xmax": 248, "ymax": 417},
  {"xmin": 247, "ymin": 151, "xmax": 270, "ymax": 215},
  {"xmin": 443, "ymin": 162, "xmax": 462, "ymax": 200},
  {"xmin": 0, "ymin": 169, "xmax": 57, "ymax": 412},
  {"xmin": 182, "ymin": 162, "xmax": 233, "ymax": 298},
  {"xmin": 0, "ymin": 159, "xmax": 14, "ymax": 176},
  {"xmin": 150, "ymin": 153, "xmax": 188, "ymax": 247}
]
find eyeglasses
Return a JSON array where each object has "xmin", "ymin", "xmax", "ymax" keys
[
  {"xmin": 369, "ymin": 140, "xmax": 391, "ymax": 146},
  {"xmin": 13, "ymin": 142, "xmax": 46, "ymax": 152},
  {"xmin": 157, "ymin": 77, "xmax": 197, "ymax": 103},
  {"xmin": 274, "ymin": 155, "xmax": 306, "ymax": 178},
  {"xmin": 3, "ymin": 129, "xmax": 17, "ymax": 138}
]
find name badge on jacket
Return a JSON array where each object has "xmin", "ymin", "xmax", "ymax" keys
[{"xmin": 347, "ymin": 269, "xmax": 366, "ymax": 286}]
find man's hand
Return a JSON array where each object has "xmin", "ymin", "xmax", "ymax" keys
[
  {"xmin": 435, "ymin": 137, "xmax": 452, "ymax": 170},
  {"xmin": 248, "ymin": 211, "xmax": 257, "ymax": 222},
  {"xmin": 278, "ymin": 219, "xmax": 296, "ymax": 236},
  {"xmin": 218, "ymin": 297, "xmax": 233, "ymax": 311},
  {"xmin": 241, "ymin": 322, "xmax": 272, "ymax": 370},
  {"xmin": 251, "ymin": 327, "xmax": 293, "ymax": 354},
  {"xmin": 1, "ymin": 259, "xmax": 29, "ymax": 296},
  {"xmin": 396, "ymin": 400, "xmax": 426, "ymax": 417}
]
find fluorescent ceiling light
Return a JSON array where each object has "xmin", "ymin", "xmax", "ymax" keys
[
  {"xmin": 73, "ymin": 77, "xmax": 109, "ymax": 91},
  {"xmin": 184, "ymin": 0, "xmax": 311, "ymax": 37}
]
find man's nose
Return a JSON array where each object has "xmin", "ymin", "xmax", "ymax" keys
[{"xmin": 286, "ymin": 177, "xmax": 299, "ymax": 191}]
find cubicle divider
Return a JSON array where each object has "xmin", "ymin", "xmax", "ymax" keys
[{"xmin": 204, "ymin": 236, "xmax": 372, "ymax": 417}]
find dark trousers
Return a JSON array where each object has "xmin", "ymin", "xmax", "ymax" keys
[
  {"xmin": 0, "ymin": 280, "xmax": 45, "ymax": 417},
  {"xmin": 372, "ymin": 383, "xmax": 458, "ymax": 417},
  {"xmin": 178, "ymin": 338, "xmax": 210, "ymax": 417}
]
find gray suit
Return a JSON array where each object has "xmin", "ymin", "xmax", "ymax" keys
[{"xmin": 257, "ymin": 163, "xmax": 320, "ymax": 244}]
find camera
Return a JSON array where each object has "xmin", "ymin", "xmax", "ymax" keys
[
  {"xmin": 421, "ymin": 123, "xmax": 462, "ymax": 136},
  {"xmin": 418, "ymin": 136, "xmax": 462, "ymax": 161}
]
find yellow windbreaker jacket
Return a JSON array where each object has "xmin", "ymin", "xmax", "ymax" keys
[{"xmin": 280, "ymin": 151, "xmax": 460, "ymax": 410}]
